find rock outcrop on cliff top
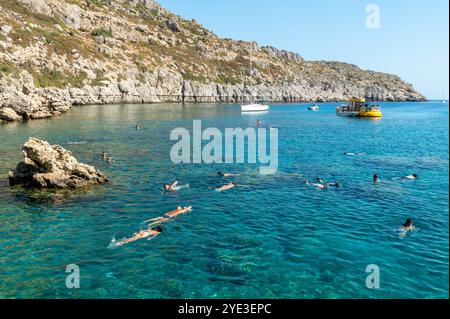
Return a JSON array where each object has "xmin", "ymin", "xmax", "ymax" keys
[
  {"xmin": 9, "ymin": 137, "xmax": 108, "ymax": 188},
  {"xmin": 0, "ymin": 0, "xmax": 426, "ymax": 123}
]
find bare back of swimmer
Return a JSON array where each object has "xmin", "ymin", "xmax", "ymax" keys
[
  {"xmin": 145, "ymin": 206, "xmax": 193, "ymax": 224},
  {"xmin": 113, "ymin": 225, "xmax": 164, "ymax": 247},
  {"xmin": 216, "ymin": 182, "xmax": 237, "ymax": 192},
  {"xmin": 217, "ymin": 172, "xmax": 240, "ymax": 177}
]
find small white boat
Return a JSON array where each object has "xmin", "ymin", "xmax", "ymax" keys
[
  {"xmin": 308, "ymin": 104, "xmax": 319, "ymax": 111},
  {"xmin": 241, "ymin": 103, "xmax": 270, "ymax": 112},
  {"xmin": 241, "ymin": 52, "xmax": 269, "ymax": 113}
]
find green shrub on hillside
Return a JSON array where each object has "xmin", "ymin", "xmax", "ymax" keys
[{"xmin": 91, "ymin": 28, "xmax": 112, "ymax": 38}]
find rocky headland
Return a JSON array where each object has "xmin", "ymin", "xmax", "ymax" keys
[
  {"xmin": 0, "ymin": 0, "xmax": 426, "ymax": 123},
  {"xmin": 9, "ymin": 137, "xmax": 108, "ymax": 188}
]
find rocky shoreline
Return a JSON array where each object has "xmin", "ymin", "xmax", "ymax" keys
[
  {"xmin": 0, "ymin": 73, "xmax": 427, "ymax": 124},
  {"xmin": 0, "ymin": 0, "xmax": 426, "ymax": 124}
]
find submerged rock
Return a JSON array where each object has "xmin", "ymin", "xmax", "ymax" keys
[{"xmin": 9, "ymin": 138, "xmax": 108, "ymax": 189}]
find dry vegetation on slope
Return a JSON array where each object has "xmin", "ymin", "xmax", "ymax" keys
[{"xmin": 0, "ymin": 0, "xmax": 425, "ymax": 123}]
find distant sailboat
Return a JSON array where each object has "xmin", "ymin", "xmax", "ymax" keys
[
  {"xmin": 441, "ymin": 90, "xmax": 448, "ymax": 103},
  {"xmin": 241, "ymin": 52, "xmax": 269, "ymax": 112}
]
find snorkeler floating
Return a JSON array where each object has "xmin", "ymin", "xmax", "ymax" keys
[
  {"xmin": 101, "ymin": 152, "xmax": 113, "ymax": 163},
  {"xmin": 305, "ymin": 180, "xmax": 327, "ymax": 189},
  {"xmin": 316, "ymin": 177, "xmax": 326, "ymax": 184},
  {"xmin": 144, "ymin": 206, "xmax": 193, "ymax": 225},
  {"xmin": 401, "ymin": 218, "xmax": 416, "ymax": 232},
  {"xmin": 216, "ymin": 182, "xmax": 237, "ymax": 192},
  {"xmin": 217, "ymin": 171, "xmax": 240, "ymax": 177},
  {"xmin": 164, "ymin": 181, "xmax": 178, "ymax": 192},
  {"xmin": 163, "ymin": 181, "xmax": 189, "ymax": 192},
  {"xmin": 112, "ymin": 225, "xmax": 164, "ymax": 247},
  {"xmin": 373, "ymin": 174, "xmax": 380, "ymax": 183},
  {"xmin": 112, "ymin": 206, "xmax": 193, "ymax": 247},
  {"xmin": 306, "ymin": 178, "xmax": 342, "ymax": 190}
]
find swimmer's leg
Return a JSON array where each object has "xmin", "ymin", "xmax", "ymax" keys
[
  {"xmin": 144, "ymin": 216, "xmax": 166, "ymax": 223},
  {"xmin": 147, "ymin": 217, "xmax": 171, "ymax": 227}
]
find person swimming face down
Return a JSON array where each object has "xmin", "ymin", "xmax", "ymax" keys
[
  {"xmin": 316, "ymin": 177, "xmax": 325, "ymax": 184},
  {"xmin": 402, "ymin": 218, "xmax": 416, "ymax": 231},
  {"xmin": 404, "ymin": 218, "xmax": 413, "ymax": 226},
  {"xmin": 152, "ymin": 224, "xmax": 164, "ymax": 233}
]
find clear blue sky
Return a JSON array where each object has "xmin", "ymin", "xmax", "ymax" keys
[{"xmin": 157, "ymin": 0, "xmax": 449, "ymax": 99}]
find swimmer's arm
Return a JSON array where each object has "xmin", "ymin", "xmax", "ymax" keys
[{"xmin": 146, "ymin": 233, "xmax": 159, "ymax": 241}]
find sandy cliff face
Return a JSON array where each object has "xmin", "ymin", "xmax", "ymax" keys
[{"xmin": 0, "ymin": 0, "xmax": 426, "ymax": 123}]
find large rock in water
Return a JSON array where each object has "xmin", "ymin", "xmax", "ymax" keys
[{"xmin": 9, "ymin": 138, "xmax": 108, "ymax": 189}]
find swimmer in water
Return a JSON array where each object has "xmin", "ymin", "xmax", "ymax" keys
[
  {"xmin": 217, "ymin": 171, "xmax": 240, "ymax": 177},
  {"xmin": 101, "ymin": 151, "xmax": 113, "ymax": 162},
  {"xmin": 144, "ymin": 206, "xmax": 193, "ymax": 224},
  {"xmin": 373, "ymin": 174, "xmax": 380, "ymax": 183},
  {"xmin": 404, "ymin": 174, "xmax": 418, "ymax": 180},
  {"xmin": 216, "ymin": 182, "xmax": 237, "ymax": 192},
  {"xmin": 164, "ymin": 206, "xmax": 193, "ymax": 218},
  {"xmin": 163, "ymin": 181, "xmax": 178, "ymax": 192},
  {"xmin": 401, "ymin": 218, "xmax": 416, "ymax": 232},
  {"xmin": 326, "ymin": 182, "xmax": 342, "ymax": 188},
  {"xmin": 113, "ymin": 225, "xmax": 164, "ymax": 247},
  {"xmin": 256, "ymin": 119, "xmax": 262, "ymax": 127},
  {"xmin": 344, "ymin": 152, "xmax": 366, "ymax": 156},
  {"xmin": 305, "ymin": 180, "xmax": 327, "ymax": 190},
  {"xmin": 316, "ymin": 177, "xmax": 326, "ymax": 184}
]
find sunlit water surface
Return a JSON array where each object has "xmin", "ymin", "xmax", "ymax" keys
[{"xmin": 0, "ymin": 101, "xmax": 448, "ymax": 298}]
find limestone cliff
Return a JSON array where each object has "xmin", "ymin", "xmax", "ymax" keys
[{"xmin": 0, "ymin": 0, "xmax": 426, "ymax": 123}]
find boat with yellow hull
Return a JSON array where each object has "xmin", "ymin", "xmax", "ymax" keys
[
  {"xmin": 358, "ymin": 105, "xmax": 382, "ymax": 118},
  {"xmin": 336, "ymin": 98, "xmax": 382, "ymax": 118}
]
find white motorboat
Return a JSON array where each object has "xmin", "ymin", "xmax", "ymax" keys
[
  {"xmin": 308, "ymin": 104, "xmax": 319, "ymax": 111},
  {"xmin": 240, "ymin": 52, "xmax": 270, "ymax": 113},
  {"xmin": 241, "ymin": 103, "xmax": 270, "ymax": 112}
]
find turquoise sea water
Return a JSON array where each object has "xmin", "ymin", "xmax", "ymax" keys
[{"xmin": 0, "ymin": 101, "xmax": 448, "ymax": 299}]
